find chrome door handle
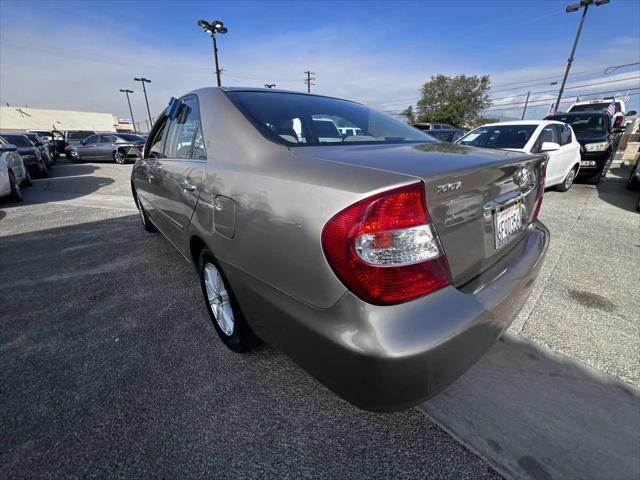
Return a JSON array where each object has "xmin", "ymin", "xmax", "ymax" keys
[
  {"xmin": 181, "ymin": 181, "xmax": 196, "ymax": 191},
  {"xmin": 148, "ymin": 174, "xmax": 154, "ymax": 182}
]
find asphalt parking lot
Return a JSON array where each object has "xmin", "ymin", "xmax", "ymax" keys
[{"xmin": 1, "ymin": 158, "xmax": 639, "ymax": 479}]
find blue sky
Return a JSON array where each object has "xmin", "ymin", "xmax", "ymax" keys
[{"xmin": 1, "ymin": 0, "xmax": 638, "ymax": 126}]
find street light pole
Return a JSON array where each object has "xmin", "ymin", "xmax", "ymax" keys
[
  {"xmin": 197, "ymin": 19, "xmax": 228, "ymax": 87},
  {"xmin": 521, "ymin": 91, "xmax": 531, "ymax": 120},
  {"xmin": 134, "ymin": 77, "xmax": 153, "ymax": 126},
  {"xmin": 119, "ymin": 89, "xmax": 136, "ymax": 133},
  {"xmin": 556, "ymin": 0, "xmax": 610, "ymax": 110}
]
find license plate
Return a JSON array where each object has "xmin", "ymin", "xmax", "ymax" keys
[{"xmin": 494, "ymin": 202, "xmax": 523, "ymax": 249}]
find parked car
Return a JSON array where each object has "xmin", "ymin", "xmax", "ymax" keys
[
  {"xmin": 0, "ymin": 137, "xmax": 31, "ymax": 202},
  {"xmin": 546, "ymin": 111, "xmax": 615, "ymax": 184},
  {"xmin": 413, "ymin": 123, "xmax": 466, "ymax": 143},
  {"xmin": 627, "ymin": 155, "xmax": 640, "ymax": 191},
  {"xmin": 567, "ymin": 97, "xmax": 630, "ymax": 130},
  {"xmin": 65, "ymin": 133, "xmax": 145, "ymax": 164},
  {"xmin": 0, "ymin": 133, "xmax": 49, "ymax": 178},
  {"xmin": 63, "ymin": 130, "xmax": 97, "ymax": 150},
  {"xmin": 24, "ymin": 133, "xmax": 54, "ymax": 167},
  {"xmin": 131, "ymin": 88, "xmax": 549, "ymax": 411},
  {"xmin": 27, "ymin": 130, "xmax": 60, "ymax": 161},
  {"xmin": 455, "ymin": 120, "xmax": 581, "ymax": 191}
]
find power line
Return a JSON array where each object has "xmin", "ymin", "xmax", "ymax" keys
[
  {"xmin": 489, "ymin": 75, "xmax": 640, "ymax": 101},
  {"xmin": 483, "ymin": 89, "xmax": 640, "ymax": 113}
]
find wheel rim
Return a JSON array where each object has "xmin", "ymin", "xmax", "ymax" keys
[
  {"xmin": 203, "ymin": 262, "xmax": 234, "ymax": 336},
  {"xmin": 11, "ymin": 174, "xmax": 21, "ymax": 198},
  {"xmin": 565, "ymin": 170, "xmax": 575, "ymax": 189},
  {"xmin": 115, "ymin": 152, "xmax": 126, "ymax": 164}
]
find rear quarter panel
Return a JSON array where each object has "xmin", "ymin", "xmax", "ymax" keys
[{"xmin": 188, "ymin": 89, "xmax": 416, "ymax": 308}]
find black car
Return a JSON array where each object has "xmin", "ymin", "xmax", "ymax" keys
[
  {"xmin": 0, "ymin": 133, "xmax": 49, "ymax": 178},
  {"xmin": 545, "ymin": 111, "xmax": 616, "ymax": 184},
  {"xmin": 24, "ymin": 133, "xmax": 54, "ymax": 167},
  {"xmin": 65, "ymin": 133, "xmax": 145, "ymax": 164},
  {"xmin": 28, "ymin": 130, "xmax": 61, "ymax": 160},
  {"xmin": 412, "ymin": 123, "xmax": 466, "ymax": 142}
]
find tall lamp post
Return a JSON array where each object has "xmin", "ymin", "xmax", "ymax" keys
[
  {"xmin": 555, "ymin": 0, "xmax": 610, "ymax": 110},
  {"xmin": 119, "ymin": 89, "xmax": 136, "ymax": 133},
  {"xmin": 134, "ymin": 77, "xmax": 153, "ymax": 126},
  {"xmin": 197, "ymin": 19, "xmax": 228, "ymax": 87}
]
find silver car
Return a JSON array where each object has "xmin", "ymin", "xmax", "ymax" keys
[
  {"xmin": 0, "ymin": 136, "xmax": 31, "ymax": 202},
  {"xmin": 132, "ymin": 88, "xmax": 549, "ymax": 411}
]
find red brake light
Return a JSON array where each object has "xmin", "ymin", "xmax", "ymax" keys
[
  {"xmin": 321, "ymin": 182, "xmax": 451, "ymax": 305},
  {"xmin": 532, "ymin": 160, "xmax": 547, "ymax": 221},
  {"xmin": 613, "ymin": 115, "xmax": 623, "ymax": 128}
]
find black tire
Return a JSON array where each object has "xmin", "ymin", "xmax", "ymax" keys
[
  {"xmin": 67, "ymin": 150, "xmax": 81, "ymax": 163},
  {"xmin": 6, "ymin": 170, "xmax": 23, "ymax": 202},
  {"xmin": 39, "ymin": 162, "xmax": 50, "ymax": 178},
  {"xmin": 113, "ymin": 150, "xmax": 128, "ymax": 164},
  {"xmin": 626, "ymin": 162, "xmax": 640, "ymax": 191},
  {"xmin": 556, "ymin": 166, "xmax": 577, "ymax": 192},
  {"xmin": 22, "ymin": 168, "xmax": 32, "ymax": 186},
  {"xmin": 133, "ymin": 190, "xmax": 158, "ymax": 232},
  {"xmin": 198, "ymin": 248, "xmax": 256, "ymax": 353}
]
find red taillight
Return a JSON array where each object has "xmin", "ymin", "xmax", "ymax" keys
[
  {"xmin": 321, "ymin": 182, "xmax": 451, "ymax": 305},
  {"xmin": 613, "ymin": 115, "xmax": 623, "ymax": 128},
  {"xmin": 532, "ymin": 160, "xmax": 547, "ymax": 221}
]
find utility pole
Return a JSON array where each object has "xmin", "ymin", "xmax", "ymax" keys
[
  {"xmin": 521, "ymin": 91, "xmax": 531, "ymax": 120},
  {"xmin": 119, "ymin": 89, "xmax": 136, "ymax": 133},
  {"xmin": 134, "ymin": 77, "xmax": 153, "ymax": 126},
  {"xmin": 556, "ymin": 0, "xmax": 610, "ymax": 110},
  {"xmin": 304, "ymin": 70, "xmax": 315, "ymax": 93}
]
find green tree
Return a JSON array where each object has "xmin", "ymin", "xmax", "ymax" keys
[
  {"xmin": 473, "ymin": 117, "xmax": 500, "ymax": 127},
  {"xmin": 414, "ymin": 74, "xmax": 491, "ymax": 127},
  {"xmin": 401, "ymin": 105, "xmax": 416, "ymax": 124}
]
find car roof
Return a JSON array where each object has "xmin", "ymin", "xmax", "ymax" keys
[
  {"xmin": 549, "ymin": 111, "xmax": 608, "ymax": 117},
  {"xmin": 193, "ymin": 86, "xmax": 362, "ymax": 105}
]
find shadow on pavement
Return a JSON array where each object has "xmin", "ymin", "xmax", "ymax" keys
[
  {"xmin": 594, "ymin": 165, "xmax": 639, "ymax": 213},
  {"xmin": 0, "ymin": 214, "xmax": 497, "ymax": 479},
  {"xmin": 419, "ymin": 333, "xmax": 640, "ymax": 480}
]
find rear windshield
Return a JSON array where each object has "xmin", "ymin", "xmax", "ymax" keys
[
  {"xmin": 569, "ymin": 102, "xmax": 621, "ymax": 113},
  {"xmin": 225, "ymin": 91, "xmax": 436, "ymax": 147},
  {"xmin": 457, "ymin": 124, "xmax": 537, "ymax": 149},
  {"xmin": 548, "ymin": 114, "xmax": 608, "ymax": 135},
  {"xmin": 67, "ymin": 131, "xmax": 94, "ymax": 140},
  {"xmin": 1, "ymin": 134, "xmax": 32, "ymax": 146}
]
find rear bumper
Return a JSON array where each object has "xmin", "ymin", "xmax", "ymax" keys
[{"xmin": 223, "ymin": 222, "xmax": 549, "ymax": 411}]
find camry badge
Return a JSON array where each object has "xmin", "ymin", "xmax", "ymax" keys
[{"xmin": 436, "ymin": 181, "xmax": 462, "ymax": 193}]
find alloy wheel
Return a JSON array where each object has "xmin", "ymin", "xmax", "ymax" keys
[
  {"xmin": 203, "ymin": 263, "xmax": 234, "ymax": 336},
  {"xmin": 114, "ymin": 152, "xmax": 127, "ymax": 164}
]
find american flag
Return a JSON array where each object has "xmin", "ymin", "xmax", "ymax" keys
[
  {"xmin": 623, "ymin": 91, "xmax": 631, "ymax": 103},
  {"xmin": 605, "ymin": 98, "xmax": 616, "ymax": 116},
  {"xmin": 548, "ymin": 102, "xmax": 556, "ymax": 115}
]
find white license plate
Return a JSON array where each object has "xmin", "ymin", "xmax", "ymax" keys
[{"xmin": 494, "ymin": 202, "xmax": 523, "ymax": 249}]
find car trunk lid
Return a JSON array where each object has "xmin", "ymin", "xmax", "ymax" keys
[{"xmin": 294, "ymin": 142, "xmax": 546, "ymax": 286}]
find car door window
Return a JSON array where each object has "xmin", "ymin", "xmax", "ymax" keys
[
  {"xmin": 84, "ymin": 134, "xmax": 99, "ymax": 144},
  {"xmin": 164, "ymin": 97, "xmax": 201, "ymax": 159},
  {"xmin": 191, "ymin": 123, "xmax": 206, "ymax": 159},
  {"xmin": 560, "ymin": 125, "xmax": 572, "ymax": 145},
  {"xmin": 99, "ymin": 135, "xmax": 117, "ymax": 144},
  {"xmin": 147, "ymin": 117, "xmax": 168, "ymax": 159}
]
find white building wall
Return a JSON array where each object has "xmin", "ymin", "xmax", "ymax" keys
[{"xmin": 0, "ymin": 106, "xmax": 118, "ymax": 132}]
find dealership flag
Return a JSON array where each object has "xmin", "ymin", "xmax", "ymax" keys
[
  {"xmin": 623, "ymin": 91, "xmax": 631, "ymax": 103},
  {"xmin": 605, "ymin": 98, "xmax": 616, "ymax": 116},
  {"xmin": 548, "ymin": 102, "xmax": 556, "ymax": 115}
]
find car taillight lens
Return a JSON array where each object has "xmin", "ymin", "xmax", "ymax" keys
[
  {"xmin": 321, "ymin": 182, "xmax": 451, "ymax": 305},
  {"xmin": 613, "ymin": 116, "xmax": 623, "ymax": 128},
  {"xmin": 532, "ymin": 160, "xmax": 547, "ymax": 221}
]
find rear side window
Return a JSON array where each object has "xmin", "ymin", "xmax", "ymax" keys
[
  {"xmin": 164, "ymin": 96, "xmax": 201, "ymax": 159},
  {"xmin": 560, "ymin": 125, "xmax": 572, "ymax": 145},
  {"xmin": 100, "ymin": 135, "xmax": 117, "ymax": 143}
]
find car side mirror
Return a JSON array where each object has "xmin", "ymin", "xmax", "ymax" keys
[
  {"xmin": 626, "ymin": 110, "xmax": 637, "ymax": 117},
  {"xmin": 540, "ymin": 142, "xmax": 560, "ymax": 152}
]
